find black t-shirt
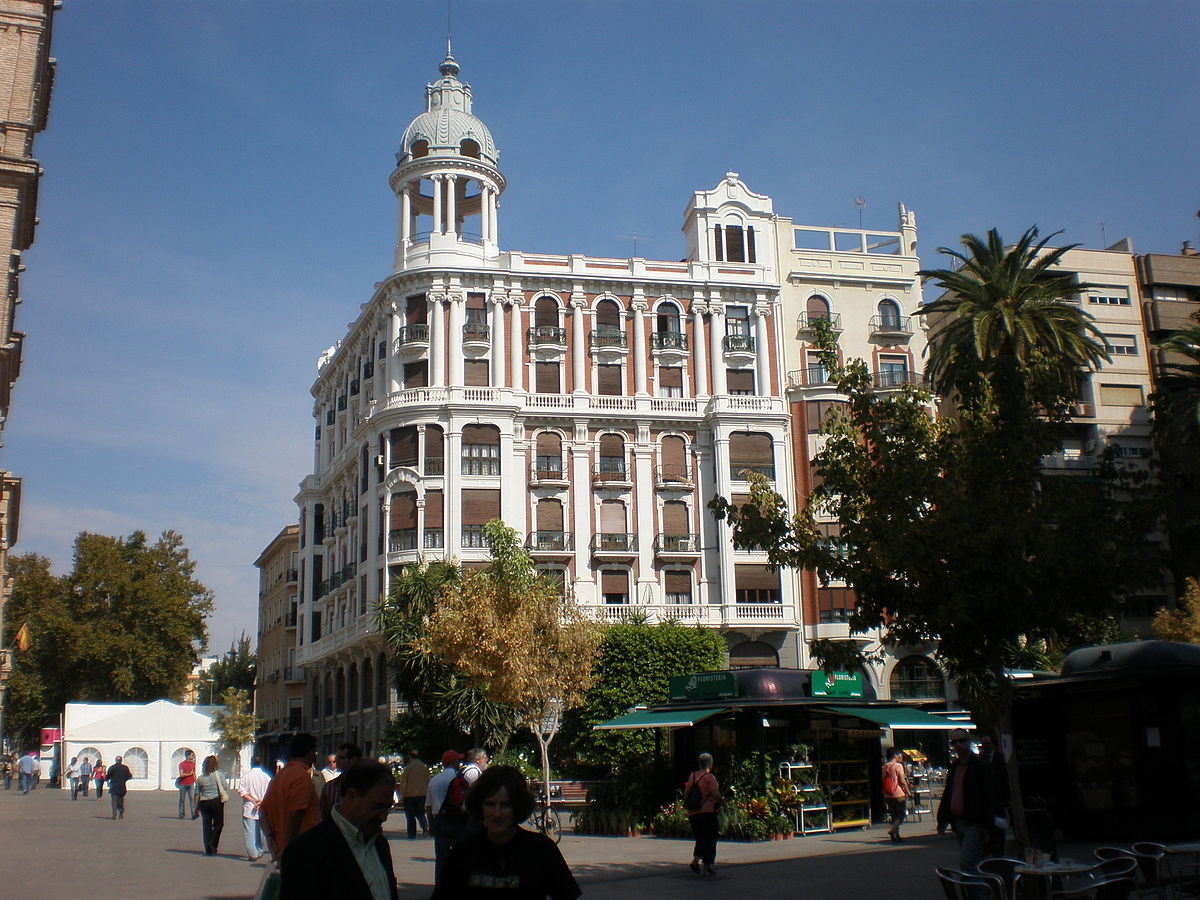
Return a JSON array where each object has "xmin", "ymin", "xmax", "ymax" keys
[{"xmin": 433, "ymin": 827, "xmax": 581, "ymax": 899}]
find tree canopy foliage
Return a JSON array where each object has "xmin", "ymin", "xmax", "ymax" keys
[
  {"xmin": 1152, "ymin": 579, "xmax": 1200, "ymax": 644},
  {"xmin": 207, "ymin": 633, "xmax": 257, "ymax": 702},
  {"xmin": 3, "ymin": 530, "xmax": 212, "ymax": 744},
  {"xmin": 711, "ymin": 229, "xmax": 1162, "ymax": 844},
  {"xmin": 210, "ymin": 687, "xmax": 261, "ymax": 777},
  {"xmin": 567, "ymin": 617, "xmax": 727, "ymax": 772}
]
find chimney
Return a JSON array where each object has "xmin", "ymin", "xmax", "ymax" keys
[{"xmin": 1183, "ymin": 241, "xmax": 1196, "ymax": 256}]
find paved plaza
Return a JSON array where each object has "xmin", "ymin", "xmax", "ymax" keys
[{"xmin": 0, "ymin": 784, "xmax": 1095, "ymax": 898}]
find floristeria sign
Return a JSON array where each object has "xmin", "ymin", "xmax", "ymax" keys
[
  {"xmin": 668, "ymin": 671, "xmax": 737, "ymax": 702},
  {"xmin": 810, "ymin": 670, "xmax": 864, "ymax": 698}
]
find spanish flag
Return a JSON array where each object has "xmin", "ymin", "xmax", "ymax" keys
[{"xmin": 14, "ymin": 622, "xmax": 30, "ymax": 652}]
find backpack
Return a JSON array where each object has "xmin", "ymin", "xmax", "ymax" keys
[
  {"xmin": 882, "ymin": 764, "xmax": 898, "ymax": 797},
  {"xmin": 439, "ymin": 772, "xmax": 470, "ymax": 816},
  {"xmin": 683, "ymin": 773, "xmax": 705, "ymax": 812}
]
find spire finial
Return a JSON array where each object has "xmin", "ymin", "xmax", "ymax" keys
[{"xmin": 439, "ymin": 35, "xmax": 459, "ymax": 78}]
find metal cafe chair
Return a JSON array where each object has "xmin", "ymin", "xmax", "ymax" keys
[
  {"xmin": 936, "ymin": 866, "xmax": 1006, "ymax": 900},
  {"xmin": 978, "ymin": 857, "xmax": 1026, "ymax": 900}
]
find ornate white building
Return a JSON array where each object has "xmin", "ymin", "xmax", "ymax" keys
[{"xmin": 294, "ymin": 52, "xmax": 801, "ymax": 750}]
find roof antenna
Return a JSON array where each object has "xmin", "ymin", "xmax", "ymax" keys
[{"xmin": 447, "ymin": 0, "xmax": 453, "ymax": 56}]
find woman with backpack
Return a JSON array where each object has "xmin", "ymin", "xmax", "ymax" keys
[{"xmin": 683, "ymin": 752, "xmax": 721, "ymax": 877}]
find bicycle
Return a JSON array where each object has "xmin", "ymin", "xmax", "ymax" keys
[{"xmin": 531, "ymin": 784, "xmax": 563, "ymax": 844}]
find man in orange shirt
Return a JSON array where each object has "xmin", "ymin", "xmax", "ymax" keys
[{"xmin": 262, "ymin": 733, "xmax": 321, "ymax": 861}]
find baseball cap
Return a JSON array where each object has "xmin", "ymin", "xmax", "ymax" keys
[{"xmin": 441, "ymin": 750, "xmax": 464, "ymax": 766}]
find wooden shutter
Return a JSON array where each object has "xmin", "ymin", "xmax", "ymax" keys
[
  {"xmin": 596, "ymin": 299, "xmax": 621, "ymax": 328},
  {"xmin": 599, "ymin": 434, "xmax": 624, "ymax": 457},
  {"xmin": 465, "ymin": 360, "xmax": 489, "ymax": 386},
  {"xmin": 730, "ymin": 433, "xmax": 773, "ymax": 466},
  {"xmin": 404, "ymin": 362, "xmax": 428, "ymax": 388},
  {"xmin": 462, "ymin": 424, "xmax": 498, "ymax": 446},
  {"xmin": 662, "ymin": 501, "xmax": 689, "ymax": 534},
  {"xmin": 391, "ymin": 427, "xmax": 418, "ymax": 466},
  {"xmin": 664, "ymin": 570, "xmax": 692, "ymax": 596},
  {"xmin": 537, "ymin": 499, "xmax": 564, "ymax": 531},
  {"xmin": 461, "ymin": 489, "xmax": 500, "ymax": 526},
  {"xmin": 601, "ymin": 569, "xmax": 627, "ymax": 595},
  {"xmin": 660, "ymin": 366, "xmax": 683, "ymax": 389},
  {"xmin": 806, "ymin": 295, "xmax": 829, "ymax": 317},
  {"xmin": 727, "ymin": 369, "xmax": 755, "ymax": 394},
  {"xmin": 735, "ymin": 564, "xmax": 778, "ymax": 591},
  {"xmin": 661, "ymin": 435, "xmax": 686, "ymax": 469},
  {"xmin": 600, "ymin": 501, "xmax": 626, "ymax": 532},
  {"xmin": 466, "ymin": 292, "xmax": 487, "ymax": 314},
  {"xmin": 536, "ymin": 362, "xmax": 560, "ymax": 393},
  {"xmin": 597, "ymin": 364, "xmax": 622, "ymax": 395},
  {"xmin": 535, "ymin": 296, "xmax": 559, "ymax": 327},
  {"xmin": 424, "ymin": 491, "xmax": 444, "ymax": 528},
  {"xmin": 389, "ymin": 493, "xmax": 417, "ymax": 530},
  {"xmin": 536, "ymin": 433, "xmax": 561, "ymax": 456}
]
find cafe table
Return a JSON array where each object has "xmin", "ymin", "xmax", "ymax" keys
[{"xmin": 1015, "ymin": 859, "xmax": 1093, "ymax": 900}]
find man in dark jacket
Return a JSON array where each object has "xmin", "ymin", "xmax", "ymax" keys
[
  {"xmin": 937, "ymin": 729, "xmax": 998, "ymax": 873},
  {"xmin": 281, "ymin": 760, "xmax": 399, "ymax": 900},
  {"xmin": 106, "ymin": 755, "xmax": 133, "ymax": 820}
]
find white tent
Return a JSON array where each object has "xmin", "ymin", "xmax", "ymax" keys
[{"xmin": 63, "ymin": 700, "xmax": 248, "ymax": 791}]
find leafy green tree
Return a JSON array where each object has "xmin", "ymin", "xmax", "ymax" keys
[
  {"xmin": 207, "ymin": 633, "xmax": 257, "ymax": 702},
  {"xmin": 423, "ymin": 520, "xmax": 603, "ymax": 788},
  {"xmin": 1154, "ymin": 323, "xmax": 1200, "ymax": 447},
  {"xmin": 712, "ymin": 230, "xmax": 1160, "ymax": 846},
  {"xmin": 1151, "ymin": 322, "xmax": 1200, "ymax": 591},
  {"xmin": 210, "ymin": 687, "xmax": 261, "ymax": 778},
  {"xmin": 1151, "ymin": 578, "xmax": 1200, "ymax": 643},
  {"xmin": 377, "ymin": 557, "xmax": 518, "ymax": 749},
  {"xmin": 2, "ymin": 530, "xmax": 212, "ymax": 746},
  {"xmin": 567, "ymin": 618, "xmax": 727, "ymax": 772}
]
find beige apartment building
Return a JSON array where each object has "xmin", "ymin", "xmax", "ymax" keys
[{"xmin": 253, "ymin": 525, "xmax": 303, "ymax": 760}]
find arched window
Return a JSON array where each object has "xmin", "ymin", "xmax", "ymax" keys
[
  {"xmin": 806, "ymin": 295, "xmax": 830, "ymax": 320},
  {"xmin": 169, "ymin": 747, "xmax": 195, "ymax": 776},
  {"xmin": 348, "ymin": 663, "xmax": 359, "ymax": 712},
  {"xmin": 123, "ymin": 747, "xmax": 149, "ymax": 780},
  {"xmin": 729, "ymin": 641, "xmax": 779, "ymax": 668},
  {"xmin": 410, "ymin": 140, "xmax": 429, "ymax": 159},
  {"xmin": 535, "ymin": 432, "xmax": 564, "ymax": 477},
  {"xmin": 597, "ymin": 434, "xmax": 626, "ymax": 480},
  {"xmin": 535, "ymin": 295, "xmax": 560, "ymax": 327},
  {"xmin": 362, "ymin": 658, "xmax": 374, "ymax": 708},
  {"xmin": 660, "ymin": 435, "xmax": 688, "ymax": 482},
  {"xmin": 656, "ymin": 302, "xmax": 682, "ymax": 333},
  {"xmin": 461, "ymin": 424, "xmax": 500, "ymax": 476},
  {"xmin": 878, "ymin": 299, "xmax": 902, "ymax": 329},
  {"xmin": 78, "ymin": 746, "xmax": 103, "ymax": 768},
  {"xmin": 664, "ymin": 569, "xmax": 692, "ymax": 604},
  {"xmin": 595, "ymin": 298, "xmax": 622, "ymax": 330},
  {"xmin": 600, "ymin": 568, "xmax": 628, "ymax": 605},
  {"xmin": 459, "ymin": 138, "xmax": 480, "ymax": 159},
  {"xmin": 890, "ymin": 656, "xmax": 945, "ymax": 700}
]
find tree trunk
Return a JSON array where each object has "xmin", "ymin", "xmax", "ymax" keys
[{"xmin": 995, "ymin": 676, "xmax": 1030, "ymax": 851}]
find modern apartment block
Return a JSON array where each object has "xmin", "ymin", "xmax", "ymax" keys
[
  {"xmin": 1137, "ymin": 243, "xmax": 1200, "ymax": 599},
  {"xmin": 252, "ymin": 525, "xmax": 304, "ymax": 760},
  {"xmin": 293, "ymin": 51, "xmax": 801, "ymax": 749},
  {"xmin": 0, "ymin": 0, "xmax": 54, "ymax": 738}
]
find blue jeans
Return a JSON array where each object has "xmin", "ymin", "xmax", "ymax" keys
[
  {"xmin": 19, "ymin": 772, "xmax": 30, "ymax": 793},
  {"xmin": 243, "ymin": 816, "xmax": 263, "ymax": 860},
  {"xmin": 178, "ymin": 783, "xmax": 194, "ymax": 817},
  {"xmin": 954, "ymin": 818, "xmax": 990, "ymax": 872},
  {"xmin": 404, "ymin": 796, "xmax": 427, "ymax": 838}
]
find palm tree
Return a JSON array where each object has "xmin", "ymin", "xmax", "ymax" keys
[
  {"xmin": 1154, "ymin": 323, "xmax": 1200, "ymax": 447},
  {"xmin": 918, "ymin": 227, "xmax": 1110, "ymax": 417}
]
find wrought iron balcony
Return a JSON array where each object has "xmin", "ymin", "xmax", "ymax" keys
[
  {"xmin": 462, "ymin": 322, "xmax": 490, "ymax": 342},
  {"xmin": 591, "ymin": 533, "xmax": 637, "ymax": 553},
  {"xmin": 526, "ymin": 531, "xmax": 574, "ymax": 552},
  {"xmin": 590, "ymin": 328, "xmax": 627, "ymax": 349},
  {"xmin": 871, "ymin": 368, "xmax": 920, "ymax": 389},
  {"xmin": 528, "ymin": 325, "xmax": 567, "ymax": 345},
  {"xmin": 722, "ymin": 334, "xmax": 755, "ymax": 353},
  {"xmin": 869, "ymin": 314, "xmax": 914, "ymax": 336},
  {"xmin": 651, "ymin": 331, "xmax": 688, "ymax": 351},
  {"xmin": 796, "ymin": 311, "xmax": 843, "ymax": 333},
  {"xmin": 397, "ymin": 324, "xmax": 429, "ymax": 344},
  {"xmin": 655, "ymin": 465, "xmax": 693, "ymax": 488},
  {"xmin": 655, "ymin": 534, "xmax": 699, "ymax": 553}
]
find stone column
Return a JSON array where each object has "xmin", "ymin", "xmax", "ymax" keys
[
  {"xmin": 445, "ymin": 427, "xmax": 462, "ymax": 550},
  {"xmin": 631, "ymin": 298, "xmax": 647, "ymax": 395},
  {"xmin": 445, "ymin": 175, "xmax": 457, "ymax": 237},
  {"xmin": 509, "ymin": 293, "xmax": 523, "ymax": 390},
  {"xmin": 387, "ymin": 304, "xmax": 402, "ymax": 393},
  {"xmin": 571, "ymin": 293, "xmax": 587, "ymax": 392},
  {"xmin": 709, "ymin": 305, "xmax": 727, "ymax": 395},
  {"xmin": 479, "ymin": 185, "xmax": 490, "ymax": 243},
  {"xmin": 754, "ymin": 303, "xmax": 770, "ymax": 395},
  {"xmin": 447, "ymin": 293, "xmax": 465, "ymax": 386},
  {"xmin": 691, "ymin": 299, "xmax": 709, "ymax": 397},
  {"xmin": 429, "ymin": 293, "xmax": 445, "ymax": 387},
  {"xmin": 490, "ymin": 293, "xmax": 505, "ymax": 386},
  {"xmin": 399, "ymin": 182, "xmax": 411, "ymax": 245},
  {"xmin": 431, "ymin": 175, "xmax": 443, "ymax": 234}
]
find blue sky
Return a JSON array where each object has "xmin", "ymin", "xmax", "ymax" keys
[{"xmin": 5, "ymin": 0, "xmax": 1198, "ymax": 654}]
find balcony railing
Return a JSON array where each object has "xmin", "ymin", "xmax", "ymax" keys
[
  {"xmin": 869, "ymin": 315, "xmax": 914, "ymax": 336},
  {"xmin": 528, "ymin": 325, "xmax": 567, "ymax": 345},
  {"xmin": 424, "ymin": 529, "xmax": 444, "ymax": 549},
  {"xmin": 389, "ymin": 529, "xmax": 418, "ymax": 552},
  {"xmin": 592, "ymin": 462, "xmax": 630, "ymax": 485},
  {"xmin": 462, "ymin": 525, "xmax": 488, "ymax": 549},
  {"xmin": 655, "ymin": 534, "xmax": 699, "ymax": 553},
  {"xmin": 1071, "ymin": 402, "xmax": 1096, "ymax": 418},
  {"xmin": 797, "ymin": 311, "xmax": 843, "ymax": 332},
  {"xmin": 426, "ymin": 457, "xmax": 445, "ymax": 476},
  {"xmin": 398, "ymin": 324, "xmax": 429, "ymax": 344},
  {"xmin": 533, "ymin": 457, "xmax": 566, "ymax": 481},
  {"xmin": 655, "ymin": 464, "xmax": 693, "ymax": 487},
  {"xmin": 526, "ymin": 531, "xmax": 574, "ymax": 552},
  {"xmin": 651, "ymin": 332, "xmax": 688, "ymax": 351},
  {"xmin": 591, "ymin": 533, "xmax": 637, "ymax": 553},
  {"xmin": 284, "ymin": 667, "xmax": 305, "ymax": 683},
  {"xmin": 871, "ymin": 368, "xmax": 921, "ymax": 389},
  {"xmin": 723, "ymin": 334, "xmax": 755, "ymax": 353},
  {"xmin": 462, "ymin": 322, "xmax": 490, "ymax": 342},
  {"xmin": 731, "ymin": 464, "xmax": 775, "ymax": 480},
  {"xmin": 590, "ymin": 328, "xmax": 627, "ymax": 349}
]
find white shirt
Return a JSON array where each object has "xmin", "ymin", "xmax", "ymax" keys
[
  {"xmin": 425, "ymin": 767, "xmax": 456, "ymax": 814},
  {"xmin": 240, "ymin": 766, "xmax": 272, "ymax": 820},
  {"xmin": 462, "ymin": 762, "xmax": 483, "ymax": 785},
  {"xmin": 331, "ymin": 806, "xmax": 392, "ymax": 900}
]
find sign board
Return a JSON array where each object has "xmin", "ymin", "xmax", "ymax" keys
[
  {"xmin": 669, "ymin": 671, "xmax": 737, "ymax": 703},
  {"xmin": 40, "ymin": 727, "xmax": 61, "ymax": 746},
  {"xmin": 810, "ymin": 670, "xmax": 863, "ymax": 698}
]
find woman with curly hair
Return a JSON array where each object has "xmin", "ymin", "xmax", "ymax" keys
[
  {"xmin": 432, "ymin": 765, "xmax": 580, "ymax": 899},
  {"xmin": 194, "ymin": 754, "xmax": 230, "ymax": 856}
]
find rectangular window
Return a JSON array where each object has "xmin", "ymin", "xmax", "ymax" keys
[
  {"xmin": 536, "ymin": 361, "xmax": 560, "ymax": 394},
  {"xmin": 806, "ymin": 399, "xmax": 847, "ymax": 433},
  {"xmin": 601, "ymin": 569, "xmax": 628, "ymax": 605},
  {"xmin": 1107, "ymin": 334, "xmax": 1138, "ymax": 357},
  {"xmin": 727, "ymin": 369, "xmax": 755, "ymax": 396},
  {"xmin": 806, "ymin": 351, "xmax": 828, "ymax": 386},
  {"xmin": 465, "ymin": 360, "xmax": 490, "ymax": 386},
  {"xmin": 403, "ymin": 362, "xmax": 428, "ymax": 388},
  {"xmin": 818, "ymin": 587, "xmax": 856, "ymax": 624},
  {"xmin": 726, "ymin": 307, "xmax": 750, "ymax": 336},
  {"xmin": 734, "ymin": 564, "xmax": 780, "ymax": 604},
  {"xmin": 725, "ymin": 225, "xmax": 745, "ymax": 262},
  {"xmin": 664, "ymin": 570, "xmax": 692, "ymax": 605},
  {"xmin": 462, "ymin": 442, "xmax": 501, "ymax": 475},
  {"xmin": 1088, "ymin": 292, "xmax": 1131, "ymax": 306},
  {"xmin": 597, "ymin": 364, "xmax": 623, "ymax": 396},
  {"xmin": 1099, "ymin": 384, "xmax": 1144, "ymax": 407},
  {"xmin": 659, "ymin": 366, "xmax": 683, "ymax": 397},
  {"xmin": 877, "ymin": 356, "xmax": 910, "ymax": 387}
]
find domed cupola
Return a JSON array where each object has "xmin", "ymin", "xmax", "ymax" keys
[{"xmin": 390, "ymin": 46, "xmax": 505, "ymax": 266}]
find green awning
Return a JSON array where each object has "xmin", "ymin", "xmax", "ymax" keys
[
  {"xmin": 823, "ymin": 705, "xmax": 975, "ymax": 730},
  {"xmin": 593, "ymin": 707, "xmax": 728, "ymax": 731}
]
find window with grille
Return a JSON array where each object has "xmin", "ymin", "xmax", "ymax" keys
[
  {"xmin": 462, "ymin": 425, "xmax": 501, "ymax": 475},
  {"xmin": 726, "ymin": 306, "xmax": 750, "ymax": 336}
]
